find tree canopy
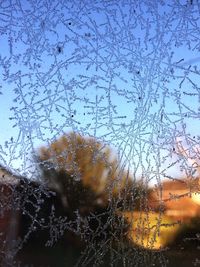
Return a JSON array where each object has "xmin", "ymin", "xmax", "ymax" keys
[{"xmin": 36, "ymin": 132, "xmax": 146, "ymax": 212}]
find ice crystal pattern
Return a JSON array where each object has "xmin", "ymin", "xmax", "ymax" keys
[{"xmin": 0, "ymin": 0, "xmax": 200, "ymax": 266}]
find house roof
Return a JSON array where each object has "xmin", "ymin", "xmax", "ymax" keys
[
  {"xmin": 151, "ymin": 178, "xmax": 200, "ymax": 220},
  {"xmin": 0, "ymin": 165, "xmax": 20, "ymax": 185},
  {"xmin": 161, "ymin": 178, "xmax": 200, "ymax": 192}
]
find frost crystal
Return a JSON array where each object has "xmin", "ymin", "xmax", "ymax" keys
[{"xmin": 0, "ymin": 0, "xmax": 200, "ymax": 266}]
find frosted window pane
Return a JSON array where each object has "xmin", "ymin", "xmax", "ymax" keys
[{"xmin": 0, "ymin": 0, "xmax": 200, "ymax": 266}]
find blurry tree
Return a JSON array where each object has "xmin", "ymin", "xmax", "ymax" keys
[
  {"xmin": 35, "ymin": 132, "xmax": 139, "ymax": 250},
  {"xmin": 36, "ymin": 132, "xmax": 145, "ymax": 213}
]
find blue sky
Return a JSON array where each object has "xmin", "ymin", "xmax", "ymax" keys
[{"xmin": 0, "ymin": 0, "xmax": 200, "ymax": 183}]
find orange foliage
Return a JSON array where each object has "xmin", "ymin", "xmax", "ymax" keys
[{"xmin": 38, "ymin": 132, "xmax": 131, "ymax": 198}]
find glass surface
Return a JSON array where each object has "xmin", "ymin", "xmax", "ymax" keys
[{"xmin": 0, "ymin": 1, "xmax": 200, "ymax": 266}]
